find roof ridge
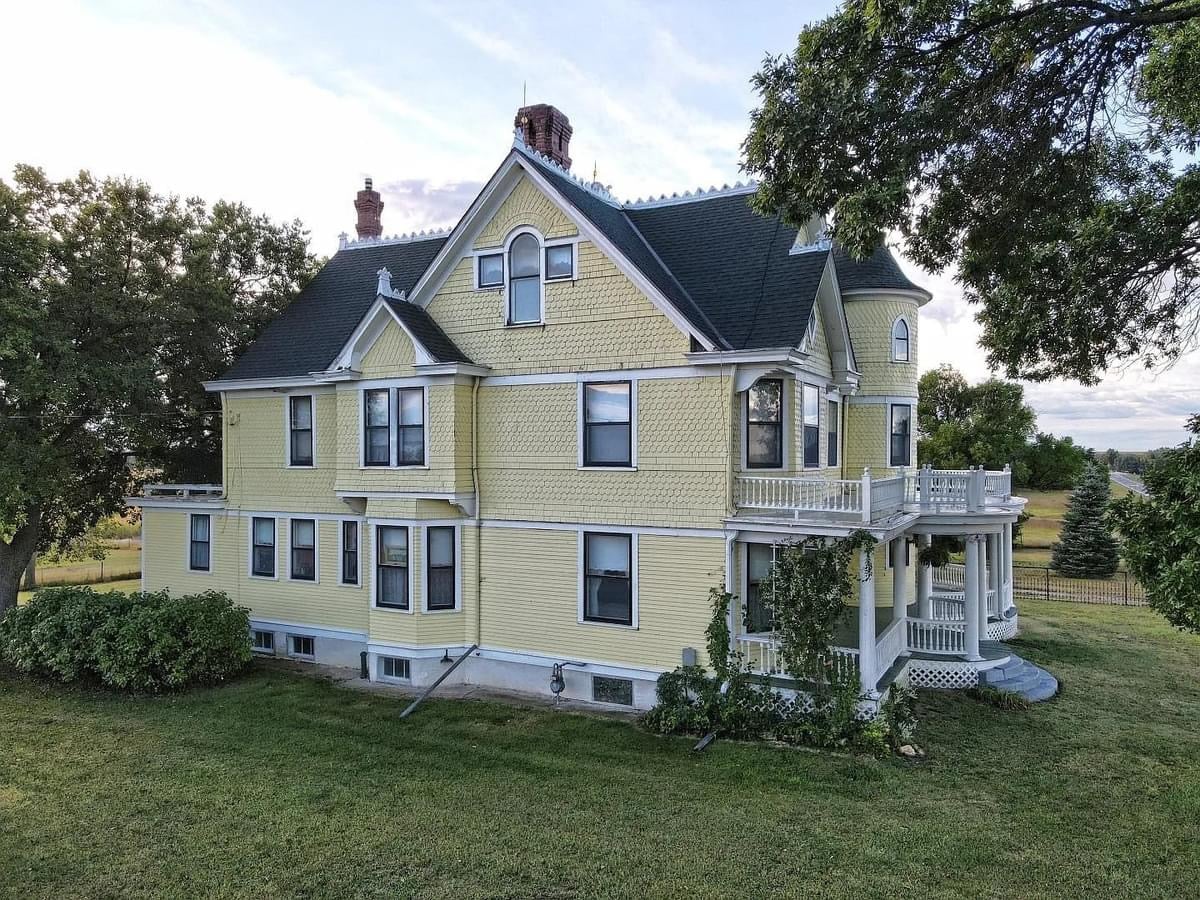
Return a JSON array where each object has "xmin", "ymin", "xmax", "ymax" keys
[
  {"xmin": 339, "ymin": 228, "xmax": 452, "ymax": 251},
  {"xmin": 511, "ymin": 130, "xmax": 622, "ymax": 206},
  {"xmin": 623, "ymin": 181, "xmax": 758, "ymax": 209}
]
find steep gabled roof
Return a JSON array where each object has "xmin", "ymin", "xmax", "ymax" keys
[
  {"xmin": 383, "ymin": 297, "xmax": 472, "ymax": 364},
  {"xmin": 221, "ymin": 236, "xmax": 449, "ymax": 381}
]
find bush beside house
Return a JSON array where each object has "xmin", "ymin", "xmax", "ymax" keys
[{"xmin": 0, "ymin": 587, "xmax": 251, "ymax": 691}]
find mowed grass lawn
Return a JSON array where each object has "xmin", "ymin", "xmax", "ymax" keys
[
  {"xmin": 3, "ymin": 600, "xmax": 1199, "ymax": 899},
  {"xmin": 32, "ymin": 543, "xmax": 141, "ymax": 588}
]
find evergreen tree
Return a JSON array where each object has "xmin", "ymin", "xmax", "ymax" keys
[{"xmin": 1051, "ymin": 464, "xmax": 1121, "ymax": 578}]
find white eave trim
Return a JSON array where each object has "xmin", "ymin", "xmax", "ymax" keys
[
  {"xmin": 685, "ymin": 347, "xmax": 808, "ymax": 366},
  {"xmin": 841, "ymin": 287, "xmax": 933, "ymax": 306},
  {"xmin": 203, "ymin": 374, "xmax": 332, "ymax": 392}
]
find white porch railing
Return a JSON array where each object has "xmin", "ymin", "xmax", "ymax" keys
[
  {"xmin": 141, "ymin": 483, "xmax": 225, "ymax": 500},
  {"xmin": 875, "ymin": 618, "xmax": 906, "ymax": 677},
  {"xmin": 733, "ymin": 476, "xmax": 863, "ymax": 518},
  {"xmin": 931, "ymin": 593, "xmax": 966, "ymax": 620},
  {"xmin": 736, "ymin": 634, "xmax": 860, "ymax": 682},
  {"xmin": 733, "ymin": 466, "xmax": 1014, "ymax": 522},
  {"xmin": 907, "ymin": 618, "xmax": 967, "ymax": 655}
]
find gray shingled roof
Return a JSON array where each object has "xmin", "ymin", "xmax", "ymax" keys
[
  {"xmin": 220, "ymin": 148, "xmax": 928, "ymax": 382},
  {"xmin": 221, "ymin": 237, "xmax": 456, "ymax": 380}
]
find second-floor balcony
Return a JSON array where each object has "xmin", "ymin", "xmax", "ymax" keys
[{"xmin": 733, "ymin": 465, "xmax": 1015, "ymax": 524}]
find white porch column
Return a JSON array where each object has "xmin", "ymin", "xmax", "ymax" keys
[
  {"xmin": 977, "ymin": 532, "xmax": 989, "ymax": 631},
  {"xmin": 964, "ymin": 535, "xmax": 982, "ymax": 660},
  {"xmin": 891, "ymin": 537, "xmax": 908, "ymax": 623},
  {"xmin": 917, "ymin": 533, "xmax": 933, "ymax": 619},
  {"xmin": 858, "ymin": 547, "xmax": 878, "ymax": 697},
  {"xmin": 988, "ymin": 533, "xmax": 1001, "ymax": 617},
  {"xmin": 1003, "ymin": 521, "xmax": 1014, "ymax": 609}
]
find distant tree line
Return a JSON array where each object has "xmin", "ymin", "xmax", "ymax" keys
[{"xmin": 917, "ymin": 365, "xmax": 1090, "ymax": 491}]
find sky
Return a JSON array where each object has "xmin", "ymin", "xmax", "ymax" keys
[{"xmin": 4, "ymin": 0, "xmax": 1196, "ymax": 450}]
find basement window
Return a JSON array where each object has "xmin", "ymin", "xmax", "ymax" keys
[
  {"xmin": 592, "ymin": 675, "xmax": 634, "ymax": 706},
  {"xmin": 251, "ymin": 630, "xmax": 274, "ymax": 654},
  {"xmin": 288, "ymin": 634, "xmax": 315, "ymax": 660},
  {"xmin": 379, "ymin": 656, "xmax": 411, "ymax": 681}
]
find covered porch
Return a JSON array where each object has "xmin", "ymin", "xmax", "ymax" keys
[{"xmin": 729, "ymin": 517, "xmax": 1021, "ymax": 698}]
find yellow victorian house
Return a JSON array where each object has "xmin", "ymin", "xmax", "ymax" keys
[{"xmin": 132, "ymin": 104, "xmax": 1035, "ymax": 711}]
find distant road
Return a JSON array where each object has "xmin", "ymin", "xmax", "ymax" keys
[{"xmin": 1111, "ymin": 472, "xmax": 1149, "ymax": 497}]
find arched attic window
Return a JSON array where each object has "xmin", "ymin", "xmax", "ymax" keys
[
  {"xmin": 508, "ymin": 232, "xmax": 542, "ymax": 324},
  {"xmin": 891, "ymin": 316, "xmax": 910, "ymax": 362}
]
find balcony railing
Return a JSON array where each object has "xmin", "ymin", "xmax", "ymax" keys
[
  {"xmin": 139, "ymin": 483, "xmax": 225, "ymax": 501},
  {"xmin": 733, "ymin": 465, "xmax": 1013, "ymax": 522}
]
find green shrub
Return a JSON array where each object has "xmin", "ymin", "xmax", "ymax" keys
[{"xmin": 0, "ymin": 586, "xmax": 252, "ymax": 692}]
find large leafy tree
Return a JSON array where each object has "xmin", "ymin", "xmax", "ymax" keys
[
  {"xmin": 916, "ymin": 365, "xmax": 1035, "ymax": 479},
  {"xmin": 0, "ymin": 166, "xmax": 316, "ymax": 611},
  {"xmin": 1109, "ymin": 416, "xmax": 1200, "ymax": 630},
  {"xmin": 1022, "ymin": 433, "xmax": 1090, "ymax": 490},
  {"xmin": 1052, "ymin": 463, "xmax": 1122, "ymax": 577},
  {"xmin": 745, "ymin": 0, "xmax": 1200, "ymax": 383}
]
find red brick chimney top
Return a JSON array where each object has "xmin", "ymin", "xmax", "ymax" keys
[
  {"xmin": 354, "ymin": 177, "xmax": 384, "ymax": 239},
  {"xmin": 515, "ymin": 104, "xmax": 573, "ymax": 169}
]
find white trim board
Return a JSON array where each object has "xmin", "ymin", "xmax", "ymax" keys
[{"xmin": 249, "ymin": 619, "xmax": 367, "ymax": 642}]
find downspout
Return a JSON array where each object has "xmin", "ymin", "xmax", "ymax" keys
[
  {"xmin": 471, "ymin": 376, "xmax": 483, "ymax": 647},
  {"xmin": 725, "ymin": 364, "xmax": 738, "ymax": 516}
]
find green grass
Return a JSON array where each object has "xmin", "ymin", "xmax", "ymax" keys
[
  {"xmin": 16, "ymin": 578, "xmax": 141, "ymax": 606},
  {"xmin": 33, "ymin": 543, "xmax": 141, "ymax": 587},
  {"xmin": 1013, "ymin": 485, "xmax": 1130, "ymax": 571},
  {"xmin": 2, "ymin": 600, "xmax": 1198, "ymax": 899}
]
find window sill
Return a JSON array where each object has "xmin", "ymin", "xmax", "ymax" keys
[
  {"xmin": 337, "ymin": 581, "xmax": 362, "ymax": 590},
  {"xmin": 577, "ymin": 618, "xmax": 638, "ymax": 631},
  {"xmin": 358, "ymin": 465, "xmax": 431, "ymax": 471},
  {"xmin": 373, "ymin": 604, "xmax": 415, "ymax": 615},
  {"xmin": 285, "ymin": 576, "xmax": 319, "ymax": 585},
  {"xmin": 187, "ymin": 567, "xmax": 213, "ymax": 575},
  {"xmin": 248, "ymin": 573, "xmax": 278, "ymax": 581},
  {"xmin": 285, "ymin": 464, "xmax": 316, "ymax": 470},
  {"xmin": 422, "ymin": 606, "xmax": 461, "ymax": 615},
  {"xmin": 503, "ymin": 321, "xmax": 545, "ymax": 329},
  {"xmin": 577, "ymin": 465, "xmax": 637, "ymax": 472}
]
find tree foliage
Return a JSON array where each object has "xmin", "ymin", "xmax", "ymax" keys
[
  {"xmin": 916, "ymin": 365, "xmax": 1035, "ymax": 478},
  {"xmin": 0, "ymin": 165, "xmax": 317, "ymax": 611},
  {"xmin": 1110, "ymin": 415, "xmax": 1200, "ymax": 630},
  {"xmin": 745, "ymin": 0, "xmax": 1200, "ymax": 383},
  {"xmin": 1022, "ymin": 433, "xmax": 1090, "ymax": 491},
  {"xmin": 1052, "ymin": 463, "xmax": 1121, "ymax": 577}
]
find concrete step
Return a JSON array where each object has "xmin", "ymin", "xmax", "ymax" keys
[{"xmin": 980, "ymin": 650, "xmax": 1059, "ymax": 703}]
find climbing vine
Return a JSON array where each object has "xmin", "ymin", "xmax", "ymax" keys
[{"xmin": 763, "ymin": 530, "xmax": 877, "ymax": 690}]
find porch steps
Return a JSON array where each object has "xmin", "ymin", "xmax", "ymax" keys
[{"xmin": 979, "ymin": 652, "xmax": 1058, "ymax": 702}]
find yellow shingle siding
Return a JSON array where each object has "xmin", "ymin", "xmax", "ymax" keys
[
  {"xmin": 474, "ymin": 175, "xmax": 576, "ymax": 248},
  {"xmin": 476, "ymin": 375, "xmax": 732, "ymax": 528},
  {"xmin": 142, "ymin": 509, "xmax": 369, "ymax": 633},
  {"xmin": 477, "ymin": 527, "xmax": 725, "ymax": 670},
  {"xmin": 844, "ymin": 295, "xmax": 919, "ymax": 396},
  {"xmin": 844, "ymin": 403, "xmax": 886, "ymax": 476},
  {"xmin": 223, "ymin": 392, "xmax": 345, "ymax": 515},
  {"xmin": 358, "ymin": 320, "xmax": 418, "ymax": 377},
  {"xmin": 804, "ymin": 301, "xmax": 834, "ymax": 379}
]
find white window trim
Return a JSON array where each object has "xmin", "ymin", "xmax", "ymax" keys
[
  {"xmin": 357, "ymin": 384, "xmax": 431, "ymax": 470},
  {"xmin": 284, "ymin": 392, "xmax": 317, "ymax": 468},
  {"xmin": 577, "ymin": 530, "xmax": 639, "ymax": 630},
  {"xmin": 336, "ymin": 518, "xmax": 363, "ymax": 589},
  {"xmin": 473, "ymin": 249, "xmax": 505, "ymax": 290},
  {"xmin": 187, "ymin": 512, "xmax": 213, "ymax": 575},
  {"xmin": 741, "ymin": 539, "xmax": 779, "ymax": 637},
  {"xmin": 543, "ymin": 236, "xmax": 579, "ymax": 282},
  {"xmin": 284, "ymin": 517, "xmax": 320, "ymax": 584},
  {"xmin": 576, "ymin": 378, "xmax": 638, "ymax": 471},
  {"xmin": 741, "ymin": 376, "xmax": 791, "ymax": 472},
  {"xmin": 888, "ymin": 402, "xmax": 915, "ymax": 468},
  {"xmin": 800, "ymin": 382, "xmax": 822, "ymax": 471},
  {"xmin": 472, "ymin": 228, "xmax": 580, "ymax": 304},
  {"xmin": 371, "ymin": 524, "xmax": 416, "ymax": 615},
  {"xmin": 247, "ymin": 516, "xmax": 278, "ymax": 580},
  {"xmin": 420, "ymin": 524, "xmax": 462, "ymax": 613},
  {"xmin": 890, "ymin": 314, "xmax": 912, "ymax": 363},
  {"xmin": 287, "ymin": 633, "xmax": 316, "ymax": 660}
]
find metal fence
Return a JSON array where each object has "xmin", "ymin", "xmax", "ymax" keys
[{"xmin": 935, "ymin": 563, "xmax": 1147, "ymax": 606}]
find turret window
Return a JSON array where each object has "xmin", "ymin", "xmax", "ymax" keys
[
  {"xmin": 890, "ymin": 404, "xmax": 912, "ymax": 467},
  {"xmin": 891, "ymin": 317, "xmax": 911, "ymax": 362}
]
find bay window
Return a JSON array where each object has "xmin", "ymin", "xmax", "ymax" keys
[
  {"xmin": 376, "ymin": 526, "xmax": 409, "ymax": 610},
  {"xmin": 827, "ymin": 399, "xmax": 839, "ymax": 467},
  {"xmin": 746, "ymin": 379, "xmax": 783, "ymax": 469},
  {"xmin": 802, "ymin": 384, "xmax": 820, "ymax": 468},
  {"xmin": 745, "ymin": 543, "xmax": 775, "ymax": 634},
  {"xmin": 425, "ymin": 526, "xmax": 456, "ymax": 611},
  {"xmin": 364, "ymin": 390, "xmax": 390, "ymax": 466},
  {"xmin": 362, "ymin": 387, "xmax": 425, "ymax": 467}
]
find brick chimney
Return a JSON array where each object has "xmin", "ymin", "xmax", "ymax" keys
[
  {"xmin": 515, "ymin": 104, "xmax": 572, "ymax": 169},
  {"xmin": 354, "ymin": 177, "xmax": 384, "ymax": 239}
]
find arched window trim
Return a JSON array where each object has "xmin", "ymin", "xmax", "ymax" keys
[
  {"xmin": 503, "ymin": 226, "xmax": 546, "ymax": 326},
  {"xmin": 890, "ymin": 314, "xmax": 911, "ymax": 363}
]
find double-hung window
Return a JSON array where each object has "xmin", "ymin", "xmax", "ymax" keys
[
  {"xmin": 582, "ymin": 382, "xmax": 632, "ymax": 467},
  {"xmin": 745, "ymin": 543, "xmax": 775, "ymax": 634},
  {"xmin": 545, "ymin": 244, "xmax": 573, "ymax": 280},
  {"xmin": 827, "ymin": 399, "xmax": 839, "ymax": 467},
  {"xmin": 341, "ymin": 521, "xmax": 359, "ymax": 586},
  {"xmin": 362, "ymin": 387, "xmax": 425, "ymax": 466},
  {"xmin": 890, "ymin": 404, "xmax": 912, "ymax": 467},
  {"xmin": 189, "ymin": 514, "xmax": 211, "ymax": 572},
  {"xmin": 426, "ymin": 526, "xmax": 456, "ymax": 611},
  {"xmin": 508, "ymin": 233, "xmax": 541, "ymax": 324},
  {"xmin": 290, "ymin": 519, "xmax": 316, "ymax": 581},
  {"xmin": 288, "ymin": 396, "xmax": 314, "ymax": 466},
  {"xmin": 251, "ymin": 517, "xmax": 275, "ymax": 578},
  {"xmin": 802, "ymin": 384, "xmax": 820, "ymax": 468},
  {"xmin": 583, "ymin": 532, "xmax": 633, "ymax": 626},
  {"xmin": 364, "ymin": 390, "xmax": 390, "ymax": 466},
  {"xmin": 746, "ymin": 379, "xmax": 783, "ymax": 468},
  {"xmin": 376, "ymin": 526, "xmax": 409, "ymax": 610}
]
